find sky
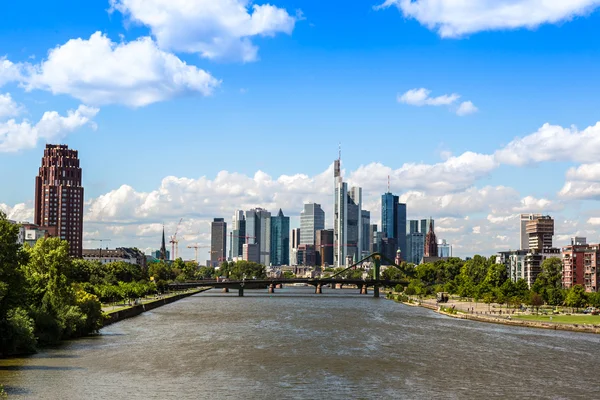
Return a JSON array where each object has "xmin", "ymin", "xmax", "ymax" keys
[{"xmin": 2, "ymin": 0, "xmax": 600, "ymax": 260}]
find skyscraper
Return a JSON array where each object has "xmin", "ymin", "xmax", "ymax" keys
[
  {"xmin": 34, "ymin": 144, "xmax": 84, "ymax": 258},
  {"xmin": 334, "ymin": 154, "xmax": 348, "ymax": 267},
  {"xmin": 407, "ymin": 220, "xmax": 419, "ymax": 234},
  {"xmin": 348, "ymin": 186, "xmax": 362, "ymax": 262},
  {"xmin": 406, "ymin": 232, "xmax": 425, "ymax": 264},
  {"xmin": 381, "ymin": 192, "xmax": 407, "ymax": 257},
  {"xmin": 369, "ymin": 224, "xmax": 378, "ymax": 253},
  {"xmin": 230, "ymin": 210, "xmax": 246, "ymax": 260},
  {"xmin": 210, "ymin": 218, "xmax": 227, "ymax": 266},
  {"xmin": 420, "ymin": 218, "xmax": 434, "ymax": 236},
  {"xmin": 270, "ymin": 209, "xmax": 290, "ymax": 266},
  {"xmin": 361, "ymin": 210, "xmax": 371, "ymax": 258},
  {"xmin": 520, "ymin": 214, "xmax": 542, "ymax": 250},
  {"xmin": 292, "ymin": 228, "xmax": 301, "ymax": 249},
  {"xmin": 315, "ymin": 229, "xmax": 334, "ymax": 266},
  {"xmin": 245, "ymin": 208, "xmax": 271, "ymax": 265},
  {"xmin": 300, "ymin": 203, "xmax": 325, "ymax": 245},
  {"xmin": 526, "ymin": 215, "xmax": 554, "ymax": 252}
]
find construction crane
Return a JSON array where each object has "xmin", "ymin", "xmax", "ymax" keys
[
  {"xmin": 187, "ymin": 244, "xmax": 210, "ymax": 263},
  {"xmin": 169, "ymin": 218, "xmax": 183, "ymax": 261},
  {"xmin": 89, "ymin": 238, "xmax": 111, "ymax": 259}
]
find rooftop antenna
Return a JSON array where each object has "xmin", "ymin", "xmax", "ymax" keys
[
  {"xmin": 338, "ymin": 142, "xmax": 341, "ymax": 161},
  {"xmin": 387, "ymin": 175, "xmax": 390, "ymax": 193}
]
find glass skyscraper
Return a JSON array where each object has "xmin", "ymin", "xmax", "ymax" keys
[
  {"xmin": 300, "ymin": 203, "xmax": 325, "ymax": 245},
  {"xmin": 270, "ymin": 209, "xmax": 290, "ymax": 266},
  {"xmin": 381, "ymin": 192, "xmax": 407, "ymax": 258}
]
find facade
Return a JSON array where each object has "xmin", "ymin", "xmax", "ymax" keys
[
  {"xmin": 315, "ymin": 229, "xmax": 334, "ymax": 266},
  {"xmin": 210, "ymin": 218, "xmax": 227, "ymax": 266},
  {"xmin": 520, "ymin": 213, "xmax": 543, "ymax": 250},
  {"xmin": 245, "ymin": 208, "xmax": 271, "ymax": 266},
  {"xmin": 292, "ymin": 228, "xmax": 301, "ymax": 249},
  {"xmin": 379, "ymin": 237, "xmax": 397, "ymax": 265},
  {"xmin": 381, "ymin": 192, "xmax": 407, "ymax": 257},
  {"xmin": 562, "ymin": 238, "xmax": 599, "ymax": 292},
  {"xmin": 369, "ymin": 224, "xmax": 378, "ymax": 253},
  {"xmin": 526, "ymin": 215, "xmax": 554, "ymax": 251},
  {"xmin": 496, "ymin": 250, "xmax": 528, "ymax": 282},
  {"xmin": 361, "ymin": 210, "xmax": 371, "ymax": 258},
  {"xmin": 406, "ymin": 232, "xmax": 424, "ymax": 265},
  {"xmin": 524, "ymin": 248, "xmax": 561, "ymax": 288},
  {"xmin": 83, "ymin": 247, "xmax": 147, "ymax": 269},
  {"xmin": 297, "ymin": 244, "xmax": 316, "ymax": 266},
  {"xmin": 424, "ymin": 220, "xmax": 438, "ymax": 258},
  {"xmin": 230, "ymin": 210, "xmax": 246, "ymax": 260},
  {"xmin": 243, "ymin": 243, "xmax": 259, "ymax": 263},
  {"xmin": 300, "ymin": 203, "xmax": 325, "ymax": 245},
  {"xmin": 347, "ymin": 186, "xmax": 362, "ymax": 263},
  {"xmin": 270, "ymin": 209, "xmax": 290, "ymax": 266},
  {"xmin": 407, "ymin": 220, "xmax": 419, "ymax": 235},
  {"xmin": 34, "ymin": 144, "xmax": 84, "ymax": 258}
]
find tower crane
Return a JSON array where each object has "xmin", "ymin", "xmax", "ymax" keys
[
  {"xmin": 169, "ymin": 218, "xmax": 183, "ymax": 261},
  {"xmin": 187, "ymin": 244, "xmax": 210, "ymax": 263}
]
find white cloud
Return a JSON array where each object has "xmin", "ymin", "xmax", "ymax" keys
[
  {"xmin": 495, "ymin": 122, "xmax": 600, "ymax": 166},
  {"xmin": 587, "ymin": 217, "xmax": 600, "ymax": 226},
  {"xmin": 566, "ymin": 163, "xmax": 600, "ymax": 182},
  {"xmin": 397, "ymin": 88, "xmax": 477, "ymax": 115},
  {"xmin": 20, "ymin": 32, "xmax": 220, "ymax": 107},
  {"xmin": 0, "ymin": 58, "xmax": 23, "ymax": 87},
  {"xmin": 110, "ymin": 0, "xmax": 297, "ymax": 62},
  {"xmin": 376, "ymin": 0, "xmax": 600, "ymax": 37},
  {"xmin": 0, "ymin": 104, "xmax": 98, "ymax": 152},
  {"xmin": 0, "ymin": 203, "xmax": 34, "ymax": 222},
  {"xmin": 0, "ymin": 93, "xmax": 22, "ymax": 119},
  {"xmin": 456, "ymin": 101, "xmax": 478, "ymax": 116}
]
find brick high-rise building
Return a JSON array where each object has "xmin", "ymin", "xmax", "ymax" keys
[
  {"xmin": 424, "ymin": 220, "xmax": 438, "ymax": 258},
  {"xmin": 526, "ymin": 215, "xmax": 554, "ymax": 252},
  {"xmin": 34, "ymin": 144, "xmax": 84, "ymax": 258}
]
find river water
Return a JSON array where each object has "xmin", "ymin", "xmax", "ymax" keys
[{"xmin": 2, "ymin": 286, "xmax": 600, "ymax": 399}]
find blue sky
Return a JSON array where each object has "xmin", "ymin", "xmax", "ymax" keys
[{"xmin": 2, "ymin": 0, "xmax": 600, "ymax": 258}]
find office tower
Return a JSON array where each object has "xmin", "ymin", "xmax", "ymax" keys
[
  {"xmin": 230, "ymin": 210, "xmax": 246, "ymax": 260},
  {"xmin": 245, "ymin": 208, "xmax": 271, "ymax": 265},
  {"xmin": 347, "ymin": 186, "xmax": 362, "ymax": 262},
  {"xmin": 211, "ymin": 218, "xmax": 227, "ymax": 266},
  {"xmin": 369, "ymin": 224, "xmax": 378, "ymax": 253},
  {"xmin": 361, "ymin": 210, "xmax": 370, "ymax": 258},
  {"xmin": 520, "ymin": 213, "xmax": 542, "ymax": 250},
  {"xmin": 297, "ymin": 244, "xmax": 316, "ymax": 266},
  {"xmin": 526, "ymin": 215, "xmax": 554, "ymax": 252},
  {"xmin": 243, "ymin": 243, "xmax": 259, "ymax": 263},
  {"xmin": 424, "ymin": 220, "xmax": 438, "ymax": 257},
  {"xmin": 334, "ymin": 154, "xmax": 348, "ymax": 267},
  {"xmin": 407, "ymin": 220, "xmax": 419, "ymax": 234},
  {"xmin": 406, "ymin": 232, "xmax": 425, "ymax": 264},
  {"xmin": 316, "ymin": 229, "xmax": 334, "ymax": 266},
  {"xmin": 420, "ymin": 218, "xmax": 434, "ymax": 236},
  {"xmin": 438, "ymin": 239, "xmax": 451, "ymax": 257},
  {"xmin": 300, "ymin": 203, "xmax": 325, "ymax": 245},
  {"xmin": 34, "ymin": 144, "xmax": 84, "ymax": 258},
  {"xmin": 380, "ymin": 237, "xmax": 397, "ymax": 265},
  {"xmin": 381, "ymin": 192, "xmax": 407, "ymax": 257},
  {"xmin": 292, "ymin": 228, "xmax": 301, "ymax": 249},
  {"xmin": 270, "ymin": 209, "xmax": 290, "ymax": 266}
]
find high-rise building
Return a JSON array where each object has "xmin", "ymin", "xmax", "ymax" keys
[
  {"xmin": 230, "ymin": 210, "xmax": 246, "ymax": 260},
  {"xmin": 34, "ymin": 144, "xmax": 84, "ymax": 258},
  {"xmin": 381, "ymin": 192, "xmax": 407, "ymax": 257},
  {"xmin": 369, "ymin": 224, "xmax": 378, "ymax": 253},
  {"xmin": 420, "ymin": 218, "xmax": 434, "ymax": 236},
  {"xmin": 300, "ymin": 203, "xmax": 325, "ymax": 245},
  {"xmin": 333, "ymin": 154, "xmax": 350, "ymax": 267},
  {"xmin": 243, "ymin": 243, "xmax": 259, "ymax": 263},
  {"xmin": 526, "ymin": 215, "xmax": 554, "ymax": 252},
  {"xmin": 292, "ymin": 228, "xmax": 301, "ymax": 249},
  {"xmin": 297, "ymin": 244, "xmax": 316, "ymax": 266},
  {"xmin": 562, "ymin": 238, "xmax": 600, "ymax": 292},
  {"xmin": 520, "ymin": 213, "xmax": 542, "ymax": 250},
  {"xmin": 406, "ymin": 232, "xmax": 424, "ymax": 264},
  {"xmin": 361, "ymin": 210, "xmax": 371, "ymax": 258},
  {"xmin": 347, "ymin": 186, "xmax": 362, "ymax": 263},
  {"xmin": 424, "ymin": 220, "xmax": 438, "ymax": 257},
  {"xmin": 524, "ymin": 248, "xmax": 561, "ymax": 288},
  {"xmin": 270, "ymin": 209, "xmax": 290, "ymax": 266},
  {"xmin": 210, "ymin": 218, "xmax": 227, "ymax": 266},
  {"xmin": 496, "ymin": 250, "xmax": 529, "ymax": 282},
  {"xmin": 380, "ymin": 237, "xmax": 397, "ymax": 265},
  {"xmin": 316, "ymin": 229, "xmax": 334, "ymax": 266},
  {"xmin": 245, "ymin": 208, "xmax": 271, "ymax": 265},
  {"xmin": 438, "ymin": 239, "xmax": 451, "ymax": 258},
  {"xmin": 407, "ymin": 220, "xmax": 419, "ymax": 234}
]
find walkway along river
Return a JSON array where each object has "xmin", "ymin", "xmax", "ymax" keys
[{"xmin": 1, "ymin": 286, "xmax": 600, "ymax": 399}]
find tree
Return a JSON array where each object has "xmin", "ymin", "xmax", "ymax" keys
[
  {"xmin": 529, "ymin": 292, "xmax": 544, "ymax": 314},
  {"xmin": 283, "ymin": 271, "xmax": 295, "ymax": 279},
  {"xmin": 533, "ymin": 257, "xmax": 563, "ymax": 303},
  {"xmin": 564, "ymin": 285, "xmax": 587, "ymax": 311}
]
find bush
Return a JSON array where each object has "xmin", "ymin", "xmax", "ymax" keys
[{"xmin": 0, "ymin": 308, "xmax": 37, "ymax": 356}]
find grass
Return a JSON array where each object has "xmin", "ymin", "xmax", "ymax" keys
[{"xmin": 512, "ymin": 314, "xmax": 600, "ymax": 325}]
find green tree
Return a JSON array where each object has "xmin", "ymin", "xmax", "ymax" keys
[
  {"xmin": 197, "ymin": 266, "xmax": 216, "ymax": 279},
  {"xmin": 532, "ymin": 257, "xmax": 563, "ymax": 303},
  {"xmin": 564, "ymin": 285, "xmax": 587, "ymax": 311},
  {"xmin": 529, "ymin": 292, "xmax": 544, "ymax": 314}
]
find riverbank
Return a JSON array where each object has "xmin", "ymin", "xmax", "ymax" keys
[
  {"xmin": 103, "ymin": 288, "xmax": 209, "ymax": 327},
  {"xmin": 386, "ymin": 293, "xmax": 600, "ymax": 334}
]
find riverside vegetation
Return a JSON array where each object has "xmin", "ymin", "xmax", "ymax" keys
[{"xmin": 0, "ymin": 211, "xmax": 268, "ymax": 357}]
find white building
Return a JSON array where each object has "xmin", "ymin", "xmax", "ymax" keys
[{"xmin": 300, "ymin": 203, "xmax": 325, "ymax": 246}]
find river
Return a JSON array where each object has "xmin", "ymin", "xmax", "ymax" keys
[{"xmin": 1, "ymin": 286, "xmax": 599, "ymax": 399}]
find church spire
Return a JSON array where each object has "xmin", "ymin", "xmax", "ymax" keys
[
  {"xmin": 160, "ymin": 225, "xmax": 167, "ymax": 261},
  {"xmin": 424, "ymin": 219, "xmax": 438, "ymax": 258}
]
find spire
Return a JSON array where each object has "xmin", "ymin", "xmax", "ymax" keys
[
  {"xmin": 278, "ymin": 208, "xmax": 284, "ymax": 217},
  {"xmin": 160, "ymin": 225, "xmax": 167, "ymax": 261},
  {"xmin": 387, "ymin": 175, "xmax": 390, "ymax": 193}
]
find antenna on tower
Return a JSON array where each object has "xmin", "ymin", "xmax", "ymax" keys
[
  {"xmin": 387, "ymin": 175, "xmax": 390, "ymax": 193},
  {"xmin": 338, "ymin": 142, "xmax": 341, "ymax": 161}
]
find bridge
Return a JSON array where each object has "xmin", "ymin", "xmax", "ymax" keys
[{"xmin": 169, "ymin": 252, "xmax": 410, "ymax": 298}]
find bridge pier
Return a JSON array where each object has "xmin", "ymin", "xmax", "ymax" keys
[
  {"xmin": 315, "ymin": 284, "xmax": 322, "ymax": 294},
  {"xmin": 222, "ymin": 288, "xmax": 229, "ymax": 293},
  {"xmin": 360, "ymin": 285, "xmax": 368, "ymax": 295},
  {"xmin": 238, "ymin": 287, "xmax": 244, "ymax": 297},
  {"xmin": 268, "ymin": 284, "xmax": 275, "ymax": 294},
  {"xmin": 373, "ymin": 286, "xmax": 380, "ymax": 298}
]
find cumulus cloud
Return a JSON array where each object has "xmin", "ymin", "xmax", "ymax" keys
[
  {"xmin": 0, "ymin": 93, "xmax": 22, "ymax": 119},
  {"xmin": 21, "ymin": 32, "xmax": 220, "ymax": 107},
  {"xmin": 397, "ymin": 88, "xmax": 477, "ymax": 116},
  {"xmin": 110, "ymin": 0, "xmax": 297, "ymax": 62},
  {"xmin": 495, "ymin": 122, "xmax": 600, "ymax": 166},
  {"xmin": 0, "ymin": 58, "xmax": 23, "ymax": 87},
  {"xmin": 0, "ymin": 203, "xmax": 34, "ymax": 222},
  {"xmin": 375, "ymin": 0, "xmax": 600, "ymax": 37},
  {"xmin": 0, "ymin": 104, "xmax": 98, "ymax": 152}
]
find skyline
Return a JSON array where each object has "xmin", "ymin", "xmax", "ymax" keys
[{"xmin": 2, "ymin": 0, "xmax": 600, "ymax": 258}]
